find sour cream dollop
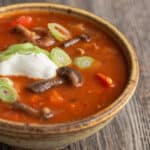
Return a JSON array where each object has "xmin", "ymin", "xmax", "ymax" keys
[{"xmin": 0, "ymin": 53, "xmax": 58, "ymax": 79}]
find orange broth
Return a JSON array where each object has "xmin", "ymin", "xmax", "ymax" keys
[{"xmin": 0, "ymin": 11, "xmax": 128, "ymax": 124}]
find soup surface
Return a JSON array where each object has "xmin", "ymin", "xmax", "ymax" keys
[{"xmin": 0, "ymin": 10, "xmax": 128, "ymax": 124}]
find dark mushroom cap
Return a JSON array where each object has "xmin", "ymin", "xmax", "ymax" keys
[{"xmin": 57, "ymin": 67, "xmax": 83, "ymax": 87}]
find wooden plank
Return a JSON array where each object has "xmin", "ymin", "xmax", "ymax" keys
[{"xmin": 0, "ymin": 0, "xmax": 149, "ymax": 150}]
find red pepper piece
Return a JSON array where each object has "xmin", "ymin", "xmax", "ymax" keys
[
  {"xmin": 96, "ymin": 73, "xmax": 115, "ymax": 88},
  {"xmin": 10, "ymin": 16, "xmax": 32, "ymax": 28}
]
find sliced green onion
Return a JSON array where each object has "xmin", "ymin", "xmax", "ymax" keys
[
  {"xmin": 0, "ymin": 43, "xmax": 51, "ymax": 62},
  {"xmin": 74, "ymin": 56, "xmax": 95, "ymax": 69},
  {"xmin": 50, "ymin": 47, "xmax": 72, "ymax": 67},
  {"xmin": 0, "ymin": 78, "xmax": 18, "ymax": 103},
  {"xmin": 48, "ymin": 23, "xmax": 70, "ymax": 41}
]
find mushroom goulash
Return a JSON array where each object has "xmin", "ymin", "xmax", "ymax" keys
[{"xmin": 0, "ymin": 11, "xmax": 128, "ymax": 123}]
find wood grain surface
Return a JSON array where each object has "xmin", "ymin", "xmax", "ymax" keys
[{"xmin": 0, "ymin": 0, "xmax": 149, "ymax": 150}]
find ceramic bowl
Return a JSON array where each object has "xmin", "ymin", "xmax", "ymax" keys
[{"xmin": 0, "ymin": 3, "xmax": 139, "ymax": 150}]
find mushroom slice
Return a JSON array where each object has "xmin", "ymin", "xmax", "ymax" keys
[
  {"xmin": 57, "ymin": 67, "xmax": 83, "ymax": 87},
  {"xmin": 32, "ymin": 27, "xmax": 48, "ymax": 36},
  {"xmin": 32, "ymin": 27, "xmax": 55, "ymax": 47},
  {"xmin": 36, "ymin": 36, "xmax": 55, "ymax": 48},
  {"xmin": 62, "ymin": 33, "xmax": 90, "ymax": 48},
  {"xmin": 27, "ymin": 77, "xmax": 64, "ymax": 93},
  {"xmin": 41, "ymin": 107, "xmax": 54, "ymax": 119},
  {"xmin": 13, "ymin": 101, "xmax": 53, "ymax": 119},
  {"xmin": 14, "ymin": 25, "xmax": 55, "ymax": 47},
  {"xmin": 12, "ymin": 101, "xmax": 40, "ymax": 117},
  {"xmin": 14, "ymin": 24, "xmax": 40, "ymax": 42}
]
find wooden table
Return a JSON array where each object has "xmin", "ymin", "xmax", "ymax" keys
[{"xmin": 0, "ymin": 0, "xmax": 149, "ymax": 150}]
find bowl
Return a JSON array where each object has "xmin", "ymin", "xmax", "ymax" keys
[{"xmin": 0, "ymin": 3, "xmax": 139, "ymax": 150}]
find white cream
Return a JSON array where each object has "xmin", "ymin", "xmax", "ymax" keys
[{"xmin": 0, "ymin": 53, "xmax": 58, "ymax": 79}]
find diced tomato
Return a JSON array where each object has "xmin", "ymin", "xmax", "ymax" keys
[
  {"xmin": 50, "ymin": 90, "xmax": 64, "ymax": 105},
  {"xmin": 69, "ymin": 103, "xmax": 76, "ymax": 109},
  {"xmin": 10, "ymin": 16, "xmax": 33, "ymax": 28},
  {"xmin": 30, "ymin": 95, "xmax": 39, "ymax": 108},
  {"xmin": 30, "ymin": 95, "xmax": 38, "ymax": 104},
  {"xmin": 96, "ymin": 73, "xmax": 115, "ymax": 88}
]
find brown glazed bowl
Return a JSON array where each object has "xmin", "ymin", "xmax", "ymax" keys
[{"xmin": 0, "ymin": 3, "xmax": 139, "ymax": 150}]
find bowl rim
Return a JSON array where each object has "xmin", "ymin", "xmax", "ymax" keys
[{"xmin": 0, "ymin": 3, "xmax": 139, "ymax": 134}]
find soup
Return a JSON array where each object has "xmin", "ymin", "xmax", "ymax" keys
[{"xmin": 0, "ymin": 11, "xmax": 128, "ymax": 124}]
